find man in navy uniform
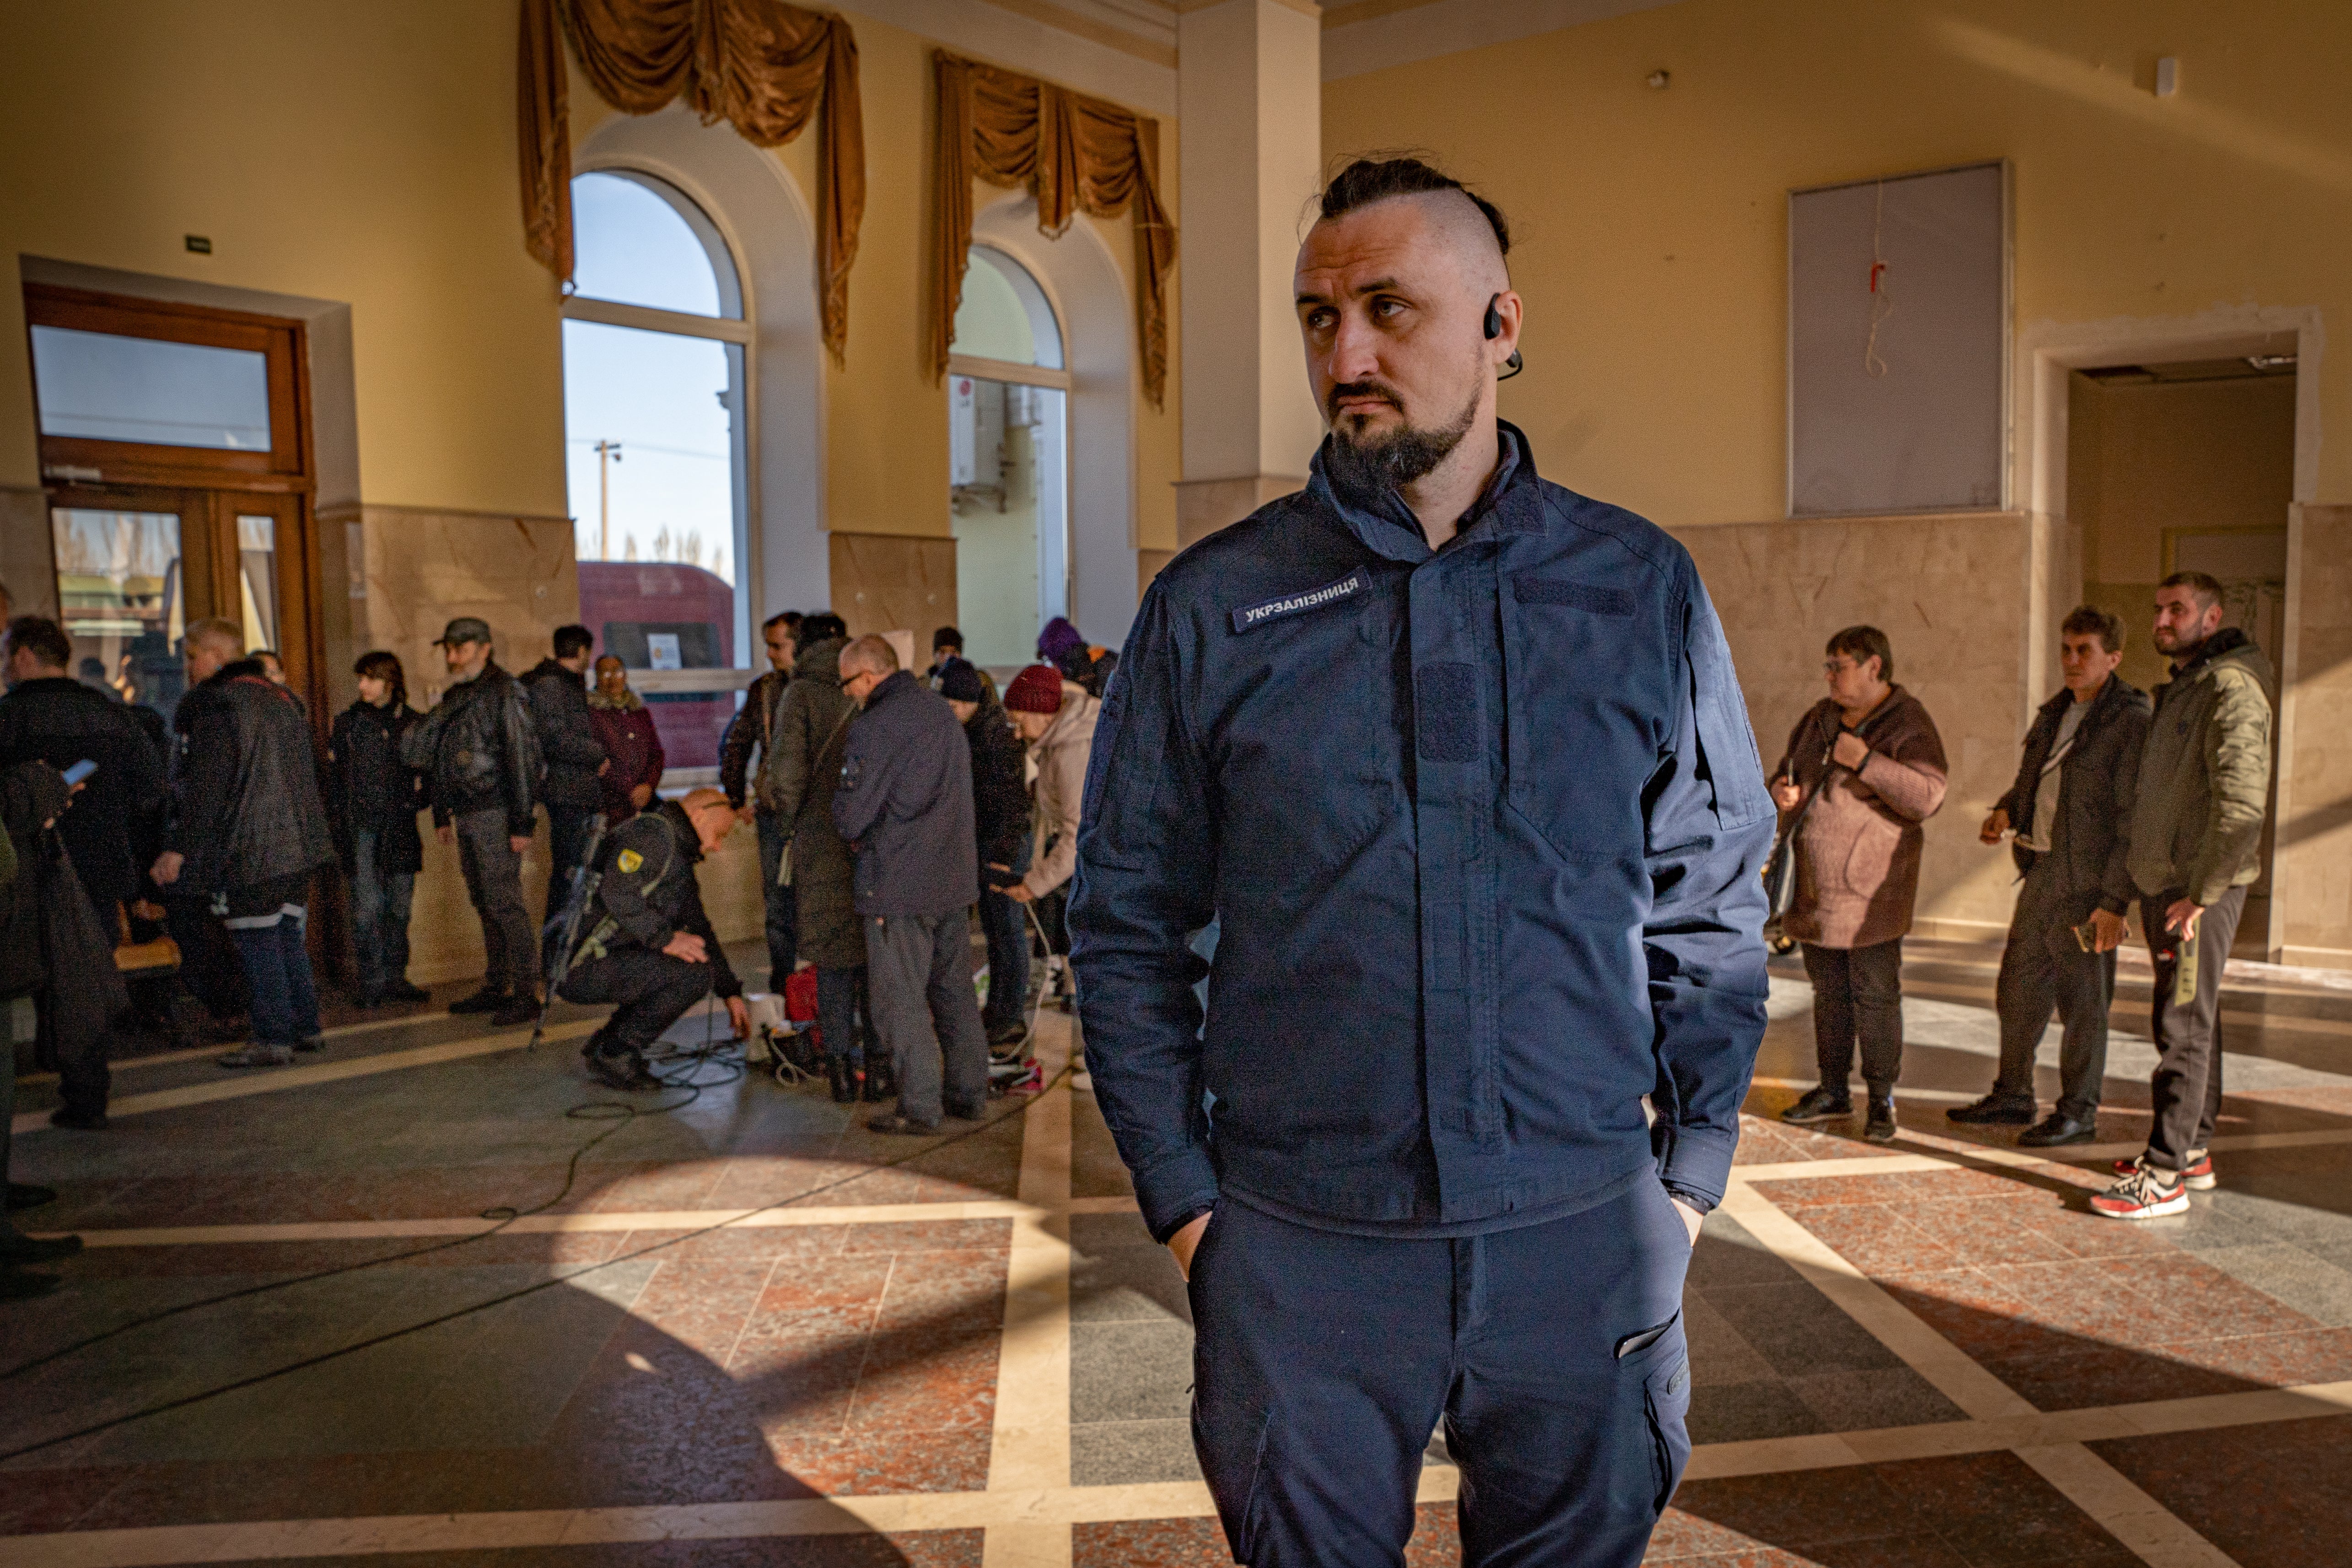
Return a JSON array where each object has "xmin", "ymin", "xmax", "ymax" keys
[
  {"xmin": 556, "ymin": 786, "xmax": 748, "ymax": 1089},
  {"xmin": 1071, "ymin": 157, "xmax": 1775, "ymax": 1566}
]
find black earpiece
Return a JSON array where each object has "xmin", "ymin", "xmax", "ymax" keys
[{"xmin": 1485, "ymin": 292, "xmax": 1525, "ymax": 379}]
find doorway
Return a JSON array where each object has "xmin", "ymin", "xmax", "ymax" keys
[
  {"xmin": 44, "ymin": 485, "xmax": 304, "ymax": 717},
  {"xmin": 26, "ymin": 284, "xmax": 324, "ymax": 727},
  {"xmin": 2067, "ymin": 354, "xmax": 2295, "ymax": 956}
]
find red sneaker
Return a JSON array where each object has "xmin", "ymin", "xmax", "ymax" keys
[
  {"xmin": 2091, "ymin": 1166, "xmax": 2191, "ymax": 1221},
  {"xmin": 2111, "ymin": 1151, "xmax": 2215, "ymax": 1191}
]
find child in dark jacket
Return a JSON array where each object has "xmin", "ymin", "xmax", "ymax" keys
[{"xmin": 328, "ymin": 652, "xmax": 429, "ymax": 1007}]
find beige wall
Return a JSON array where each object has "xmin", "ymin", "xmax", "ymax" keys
[
  {"xmin": 1323, "ymin": 0, "xmax": 2352, "ymax": 524},
  {"xmin": 0, "ymin": 0, "xmax": 567, "ymax": 516}
]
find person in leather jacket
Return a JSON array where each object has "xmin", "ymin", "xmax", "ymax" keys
[
  {"xmin": 400, "ymin": 617, "xmax": 541, "ymax": 1022},
  {"xmin": 153, "ymin": 619, "xmax": 336, "ymax": 1069}
]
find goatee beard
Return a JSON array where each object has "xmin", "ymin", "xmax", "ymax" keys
[{"xmin": 1328, "ymin": 381, "xmax": 1480, "ymax": 490}]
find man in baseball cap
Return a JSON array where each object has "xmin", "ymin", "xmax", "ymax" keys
[
  {"xmin": 400, "ymin": 617, "xmax": 543, "ymax": 1023},
  {"xmin": 433, "ymin": 616, "xmax": 494, "ymax": 649}
]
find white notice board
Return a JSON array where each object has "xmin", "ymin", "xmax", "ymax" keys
[{"xmin": 1788, "ymin": 162, "xmax": 2008, "ymax": 517}]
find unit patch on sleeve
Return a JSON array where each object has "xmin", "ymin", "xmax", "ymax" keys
[
  {"xmin": 616, "ymin": 849, "xmax": 643, "ymax": 873},
  {"xmin": 1230, "ymin": 569, "xmax": 1365, "ymax": 634}
]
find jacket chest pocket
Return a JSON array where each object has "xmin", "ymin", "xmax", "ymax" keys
[
  {"xmin": 1216, "ymin": 599, "xmax": 1404, "ymax": 893},
  {"xmin": 1502, "ymin": 572, "xmax": 1663, "ymax": 866}
]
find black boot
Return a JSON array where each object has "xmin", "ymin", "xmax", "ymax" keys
[{"xmin": 828, "ymin": 1056, "xmax": 854, "ymax": 1104}]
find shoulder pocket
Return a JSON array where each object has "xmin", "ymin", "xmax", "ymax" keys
[
  {"xmin": 1687, "ymin": 583, "xmax": 1773, "ymax": 830},
  {"xmin": 1513, "ymin": 574, "xmax": 1634, "ymax": 616}
]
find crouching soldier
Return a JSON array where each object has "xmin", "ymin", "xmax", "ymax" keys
[{"xmin": 556, "ymin": 786, "xmax": 749, "ymax": 1090}]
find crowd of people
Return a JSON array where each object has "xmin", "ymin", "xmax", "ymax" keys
[
  {"xmin": 1766, "ymin": 573, "xmax": 2272, "ymax": 1220},
  {"xmin": 0, "ymin": 593, "xmax": 1109, "ymax": 1293}
]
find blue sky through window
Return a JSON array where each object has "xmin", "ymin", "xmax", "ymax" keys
[
  {"xmin": 570, "ymin": 173, "xmax": 725, "ymax": 317},
  {"xmin": 562, "ymin": 320, "xmax": 735, "ymax": 583}
]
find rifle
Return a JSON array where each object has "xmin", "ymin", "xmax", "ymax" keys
[{"xmin": 531, "ymin": 814, "xmax": 608, "ymax": 1051}]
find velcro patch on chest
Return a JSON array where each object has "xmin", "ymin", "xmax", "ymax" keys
[
  {"xmin": 1512, "ymin": 575, "xmax": 1635, "ymax": 616},
  {"xmin": 1231, "ymin": 569, "xmax": 1365, "ymax": 633}
]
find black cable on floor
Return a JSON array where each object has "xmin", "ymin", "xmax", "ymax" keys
[{"xmin": 0, "ymin": 1052, "xmax": 1073, "ymax": 1465}]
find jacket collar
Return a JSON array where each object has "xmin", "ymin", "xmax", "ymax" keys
[
  {"xmin": 655, "ymin": 797, "xmax": 703, "ymax": 863},
  {"xmin": 2036, "ymin": 670, "xmax": 2140, "ymax": 737},
  {"xmin": 794, "ymin": 636, "xmax": 847, "ymax": 690},
  {"xmin": 865, "ymin": 669, "xmax": 918, "ymax": 709},
  {"xmin": 2168, "ymin": 625, "xmax": 2249, "ymax": 680},
  {"xmin": 1039, "ymin": 684, "xmax": 1094, "ymax": 749},
  {"xmin": 1304, "ymin": 419, "xmax": 1539, "ymax": 565}
]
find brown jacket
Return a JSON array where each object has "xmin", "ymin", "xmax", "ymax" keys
[{"xmin": 1773, "ymin": 686, "xmax": 1948, "ymax": 949}]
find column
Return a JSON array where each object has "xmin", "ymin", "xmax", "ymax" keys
[{"xmin": 1174, "ymin": 0, "xmax": 1326, "ymax": 548}]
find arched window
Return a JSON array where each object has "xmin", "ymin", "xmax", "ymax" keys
[
  {"xmin": 562, "ymin": 170, "xmax": 752, "ymax": 774},
  {"xmin": 947, "ymin": 246, "xmax": 1068, "ymax": 668}
]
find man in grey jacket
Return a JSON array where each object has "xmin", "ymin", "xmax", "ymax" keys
[
  {"xmin": 1950, "ymin": 606, "xmax": 2149, "ymax": 1148},
  {"xmin": 831, "ymin": 635, "xmax": 988, "ymax": 1134},
  {"xmin": 2094, "ymin": 572, "xmax": 2274, "ymax": 1221}
]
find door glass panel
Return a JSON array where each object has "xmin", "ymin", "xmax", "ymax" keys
[
  {"xmin": 30, "ymin": 326, "xmax": 271, "ymax": 450},
  {"xmin": 51, "ymin": 508, "xmax": 184, "ymax": 717},
  {"xmin": 237, "ymin": 513, "xmax": 280, "ymax": 653}
]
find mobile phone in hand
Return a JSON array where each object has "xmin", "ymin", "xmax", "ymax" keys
[{"xmin": 62, "ymin": 760, "xmax": 97, "ymax": 786}]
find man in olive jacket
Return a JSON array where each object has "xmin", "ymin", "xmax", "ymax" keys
[
  {"xmin": 2094, "ymin": 573, "xmax": 2273, "ymax": 1220},
  {"xmin": 765, "ymin": 618, "xmax": 878, "ymax": 1098},
  {"xmin": 719, "ymin": 610, "xmax": 802, "ymax": 985},
  {"xmin": 1951, "ymin": 606, "xmax": 2149, "ymax": 1148}
]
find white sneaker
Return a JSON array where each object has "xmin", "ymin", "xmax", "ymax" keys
[{"xmin": 2091, "ymin": 1166, "xmax": 2191, "ymax": 1221}]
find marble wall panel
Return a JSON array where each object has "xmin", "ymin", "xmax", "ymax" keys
[
  {"xmin": 1672, "ymin": 512, "xmax": 2039, "ymax": 940},
  {"xmin": 2277, "ymin": 504, "xmax": 2352, "ymax": 965},
  {"xmin": 356, "ymin": 507, "xmax": 578, "ymax": 710},
  {"xmin": 830, "ymin": 531, "xmax": 958, "ymax": 646},
  {"xmin": 0, "ymin": 485, "xmax": 58, "ymax": 620}
]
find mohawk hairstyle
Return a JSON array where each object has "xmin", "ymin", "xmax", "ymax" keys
[{"xmin": 1316, "ymin": 154, "xmax": 1511, "ymax": 257}]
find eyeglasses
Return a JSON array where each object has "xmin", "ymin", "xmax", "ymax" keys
[{"xmin": 1822, "ymin": 659, "xmax": 1859, "ymax": 675}]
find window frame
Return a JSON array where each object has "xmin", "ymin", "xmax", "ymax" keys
[
  {"xmin": 26, "ymin": 284, "xmax": 312, "ymax": 492},
  {"xmin": 946, "ymin": 246, "xmax": 1074, "ymax": 655},
  {"xmin": 562, "ymin": 170, "xmax": 754, "ymax": 717}
]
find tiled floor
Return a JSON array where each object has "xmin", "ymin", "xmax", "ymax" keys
[{"xmin": 5, "ymin": 937, "xmax": 2352, "ymax": 1566}]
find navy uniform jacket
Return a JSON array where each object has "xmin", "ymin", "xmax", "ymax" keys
[
  {"xmin": 587, "ymin": 801, "xmax": 742, "ymax": 999},
  {"xmin": 1069, "ymin": 424, "xmax": 1775, "ymax": 1243}
]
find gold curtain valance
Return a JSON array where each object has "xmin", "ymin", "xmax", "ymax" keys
[
  {"xmin": 519, "ymin": 0, "xmax": 865, "ymax": 362},
  {"xmin": 931, "ymin": 51, "xmax": 1177, "ymax": 408}
]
